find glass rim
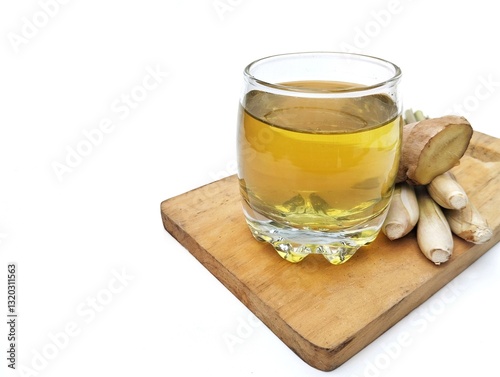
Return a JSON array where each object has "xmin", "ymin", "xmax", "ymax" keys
[{"xmin": 243, "ymin": 51, "xmax": 402, "ymax": 95}]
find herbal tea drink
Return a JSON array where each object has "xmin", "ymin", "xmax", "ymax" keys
[
  {"xmin": 237, "ymin": 53, "xmax": 402, "ymax": 264},
  {"xmin": 239, "ymin": 84, "xmax": 401, "ymax": 236}
]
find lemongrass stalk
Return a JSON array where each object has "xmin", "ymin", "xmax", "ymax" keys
[
  {"xmin": 416, "ymin": 186, "xmax": 454, "ymax": 265},
  {"xmin": 444, "ymin": 201, "xmax": 493, "ymax": 244},
  {"xmin": 382, "ymin": 182, "xmax": 419, "ymax": 240},
  {"xmin": 428, "ymin": 171, "xmax": 468, "ymax": 210}
]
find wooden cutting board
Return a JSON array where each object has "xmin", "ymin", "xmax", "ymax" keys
[{"xmin": 160, "ymin": 131, "xmax": 499, "ymax": 371}]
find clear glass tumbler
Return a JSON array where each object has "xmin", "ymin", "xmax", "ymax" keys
[{"xmin": 237, "ymin": 52, "xmax": 402, "ymax": 264}]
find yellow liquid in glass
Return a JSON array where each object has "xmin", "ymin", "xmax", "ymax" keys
[{"xmin": 238, "ymin": 81, "xmax": 402, "ymax": 232}]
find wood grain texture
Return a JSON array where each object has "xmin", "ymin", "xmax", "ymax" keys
[{"xmin": 160, "ymin": 131, "xmax": 499, "ymax": 371}]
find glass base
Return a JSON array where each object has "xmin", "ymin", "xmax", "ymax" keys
[{"xmin": 243, "ymin": 206, "xmax": 387, "ymax": 265}]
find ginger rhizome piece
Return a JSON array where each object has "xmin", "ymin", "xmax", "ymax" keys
[{"xmin": 396, "ymin": 115, "xmax": 473, "ymax": 185}]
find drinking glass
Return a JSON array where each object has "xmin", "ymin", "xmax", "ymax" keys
[{"xmin": 237, "ymin": 52, "xmax": 402, "ymax": 264}]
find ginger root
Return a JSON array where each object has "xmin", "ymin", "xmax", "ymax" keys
[
  {"xmin": 396, "ymin": 115, "xmax": 473, "ymax": 185},
  {"xmin": 384, "ymin": 109, "xmax": 492, "ymax": 265}
]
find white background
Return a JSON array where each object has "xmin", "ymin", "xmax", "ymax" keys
[{"xmin": 1, "ymin": 0, "xmax": 499, "ymax": 376}]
